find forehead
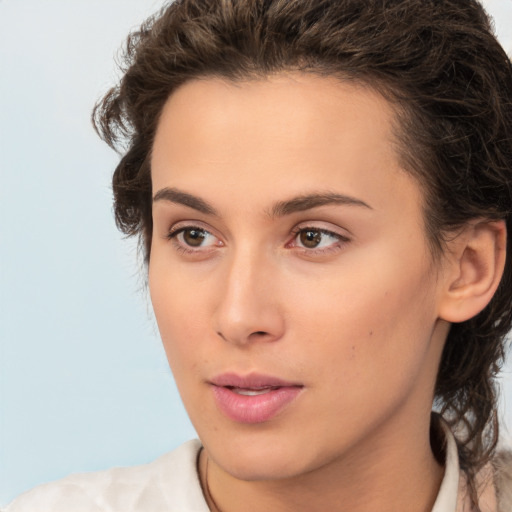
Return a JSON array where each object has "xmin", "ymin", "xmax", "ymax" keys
[
  {"xmin": 151, "ymin": 72, "xmax": 424, "ymax": 219},
  {"xmin": 153, "ymin": 73, "xmax": 397, "ymax": 161}
]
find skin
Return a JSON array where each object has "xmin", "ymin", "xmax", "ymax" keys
[{"xmin": 148, "ymin": 73, "xmax": 504, "ymax": 512}]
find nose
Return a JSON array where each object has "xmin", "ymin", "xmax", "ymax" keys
[{"xmin": 213, "ymin": 248, "xmax": 285, "ymax": 346}]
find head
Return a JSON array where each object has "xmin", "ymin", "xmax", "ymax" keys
[{"xmin": 94, "ymin": 0, "xmax": 512, "ymax": 491}]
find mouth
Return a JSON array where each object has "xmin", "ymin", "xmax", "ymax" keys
[
  {"xmin": 209, "ymin": 373, "xmax": 303, "ymax": 424},
  {"xmin": 226, "ymin": 386, "xmax": 281, "ymax": 396}
]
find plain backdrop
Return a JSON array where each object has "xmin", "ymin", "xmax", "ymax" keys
[{"xmin": 1, "ymin": 0, "xmax": 512, "ymax": 505}]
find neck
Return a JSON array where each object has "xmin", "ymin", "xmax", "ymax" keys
[{"xmin": 199, "ymin": 412, "xmax": 444, "ymax": 512}]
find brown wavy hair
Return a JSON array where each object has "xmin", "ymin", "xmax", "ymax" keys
[{"xmin": 93, "ymin": 0, "xmax": 512, "ymax": 506}]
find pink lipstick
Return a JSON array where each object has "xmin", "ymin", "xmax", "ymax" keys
[{"xmin": 210, "ymin": 373, "xmax": 303, "ymax": 424}]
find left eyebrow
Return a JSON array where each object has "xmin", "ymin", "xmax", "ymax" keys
[{"xmin": 268, "ymin": 193, "xmax": 372, "ymax": 218}]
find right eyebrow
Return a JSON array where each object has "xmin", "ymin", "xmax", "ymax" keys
[{"xmin": 152, "ymin": 187, "xmax": 218, "ymax": 216}]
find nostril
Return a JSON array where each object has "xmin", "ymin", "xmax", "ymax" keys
[{"xmin": 216, "ymin": 330, "xmax": 270, "ymax": 344}]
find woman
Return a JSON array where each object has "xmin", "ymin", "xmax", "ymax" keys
[{"xmin": 5, "ymin": 0, "xmax": 512, "ymax": 511}]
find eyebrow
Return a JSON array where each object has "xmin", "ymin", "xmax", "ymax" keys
[
  {"xmin": 153, "ymin": 187, "xmax": 218, "ymax": 216},
  {"xmin": 268, "ymin": 193, "xmax": 372, "ymax": 217},
  {"xmin": 152, "ymin": 187, "xmax": 372, "ymax": 217}
]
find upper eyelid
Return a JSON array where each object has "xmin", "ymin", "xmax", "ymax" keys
[
  {"xmin": 291, "ymin": 223, "xmax": 351, "ymax": 239},
  {"xmin": 292, "ymin": 225, "xmax": 342, "ymax": 235},
  {"xmin": 168, "ymin": 224, "xmax": 211, "ymax": 235},
  {"xmin": 167, "ymin": 221, "xmax": 216, "ymax": 237}
]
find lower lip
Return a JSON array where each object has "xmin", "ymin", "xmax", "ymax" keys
[{"xmin": 211, "ymin": 385, "xmax": 302, "ymax": 424}]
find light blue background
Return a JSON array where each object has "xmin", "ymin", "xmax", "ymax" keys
[{"xmin": 1, "ymin": 0, "xmax": 512, "ymax": 505}]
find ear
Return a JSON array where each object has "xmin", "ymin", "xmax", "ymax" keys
[{"xmin": 438, "ymin": 220, "xmax": 507, "ymax": 323}]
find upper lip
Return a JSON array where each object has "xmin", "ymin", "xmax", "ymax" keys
[{"xmin": 209, "ymin": 372, "xmax": 303, "ymax": 389}]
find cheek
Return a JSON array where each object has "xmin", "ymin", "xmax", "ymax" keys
[
  {"xmin": 148, "ymin": 259, "xmax": 203, "ymax": 368},
  {"xmin": 284, "ymin": 249, "xmax": 438, "ymax": 385}
]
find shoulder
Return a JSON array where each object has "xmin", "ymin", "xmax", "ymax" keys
[
  {"xmin": 493, "ymin": 449, "xmax": 512, "ymax": 512},
  {"xmin": 2, "ymin": 439, "xmax": 208, "ymax": 512}
]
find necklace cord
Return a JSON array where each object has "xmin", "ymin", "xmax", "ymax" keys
[{"xmin": 205, "ymin": 453, "xmax": 223, "ymax": 512}]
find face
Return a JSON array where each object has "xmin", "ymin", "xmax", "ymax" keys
[{"xmin": 149, "ymin": 73, "xmax": 449, "ymax": 481}]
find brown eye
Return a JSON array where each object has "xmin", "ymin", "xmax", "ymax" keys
[
  {"xmin": 168, "ymin": 225, "xmax": 222, "ymax": 253},
  {"xmin": 299, "ymin": 229, "xmax": 322, "ymax": 248},
  {"xmin": 292, "ymin": 227, "xmax": 346, "ymax": 252},
  {"xmin": 182, "ymin": 228, "xmax": 208, "ymax": 247}
]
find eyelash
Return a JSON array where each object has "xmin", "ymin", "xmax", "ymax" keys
[
  {"xmin": 165, "ymin": 224, "xmax": 350, "ymax": 256},
  {"xmin": 166, "ymin": 225, "xmax": 220, "ymax": 256},
  {"xmin": 288, "ymin": 226, "xmax": 350, "ymax": 255}
]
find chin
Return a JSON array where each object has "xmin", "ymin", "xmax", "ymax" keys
[
  {"xmin": 217, "ymin": 452, "xmax": 306, "ymax": 482},
  {"xmin": 202, "ymin": 426, "xmax": 333, "ymax": 482}
]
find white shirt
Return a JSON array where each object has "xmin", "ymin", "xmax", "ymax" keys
[{"xmin": 2, "ymin": 424, "xmax": 497, "ymax": 512}]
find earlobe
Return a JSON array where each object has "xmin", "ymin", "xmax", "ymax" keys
[{"xmin": 439, "ymin": 220, "xmax": 507, "ymax": 323}]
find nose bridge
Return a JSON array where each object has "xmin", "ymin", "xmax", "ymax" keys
[{"xmin": 214, "ymin": 243, "xmax": 283, "ymax": 345}]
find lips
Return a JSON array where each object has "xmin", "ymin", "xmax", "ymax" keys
[
  {"xmin": 229, "ymin": 387, "xmax": 279, "ymax": 396},
  {"xmin": 210, "ymin": 373, "xmax": 303, "ymax": 424}
]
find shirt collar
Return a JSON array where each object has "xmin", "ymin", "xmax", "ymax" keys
[
  {"xmin": 431, "ymin": 419, "xmax": 460, "ymax": 512},
  {"xmin": 431, "ymin": 419, "xmax": 497, "ymax": 512}
]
